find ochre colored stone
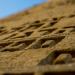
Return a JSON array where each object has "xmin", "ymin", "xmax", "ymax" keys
[{"xmin": 0, "ymin": 0, "xmax": 75, "ymax": 75}]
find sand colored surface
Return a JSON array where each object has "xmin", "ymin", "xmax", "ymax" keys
[{"xmin": 0, "ymin": 0, "xmax": 75, "ymax": 75}]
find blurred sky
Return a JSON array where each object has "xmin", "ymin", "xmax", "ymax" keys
[{"xmin": 0, "ymin": 0, "xmax": 46, "ymax": 19}]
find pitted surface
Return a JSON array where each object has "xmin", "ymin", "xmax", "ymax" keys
[{"xmin": 0, "ymin": 0, "xmax": 75, "ymax": 75}]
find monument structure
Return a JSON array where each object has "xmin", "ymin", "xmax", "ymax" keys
[{"xmin": 0, "ymin": 0, "xmax": 75, "ymax": 75}]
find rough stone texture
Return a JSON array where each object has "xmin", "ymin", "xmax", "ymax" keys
[{"xmin": 0, "ymin": 0, "xmax": 75, "ymax": 75}]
